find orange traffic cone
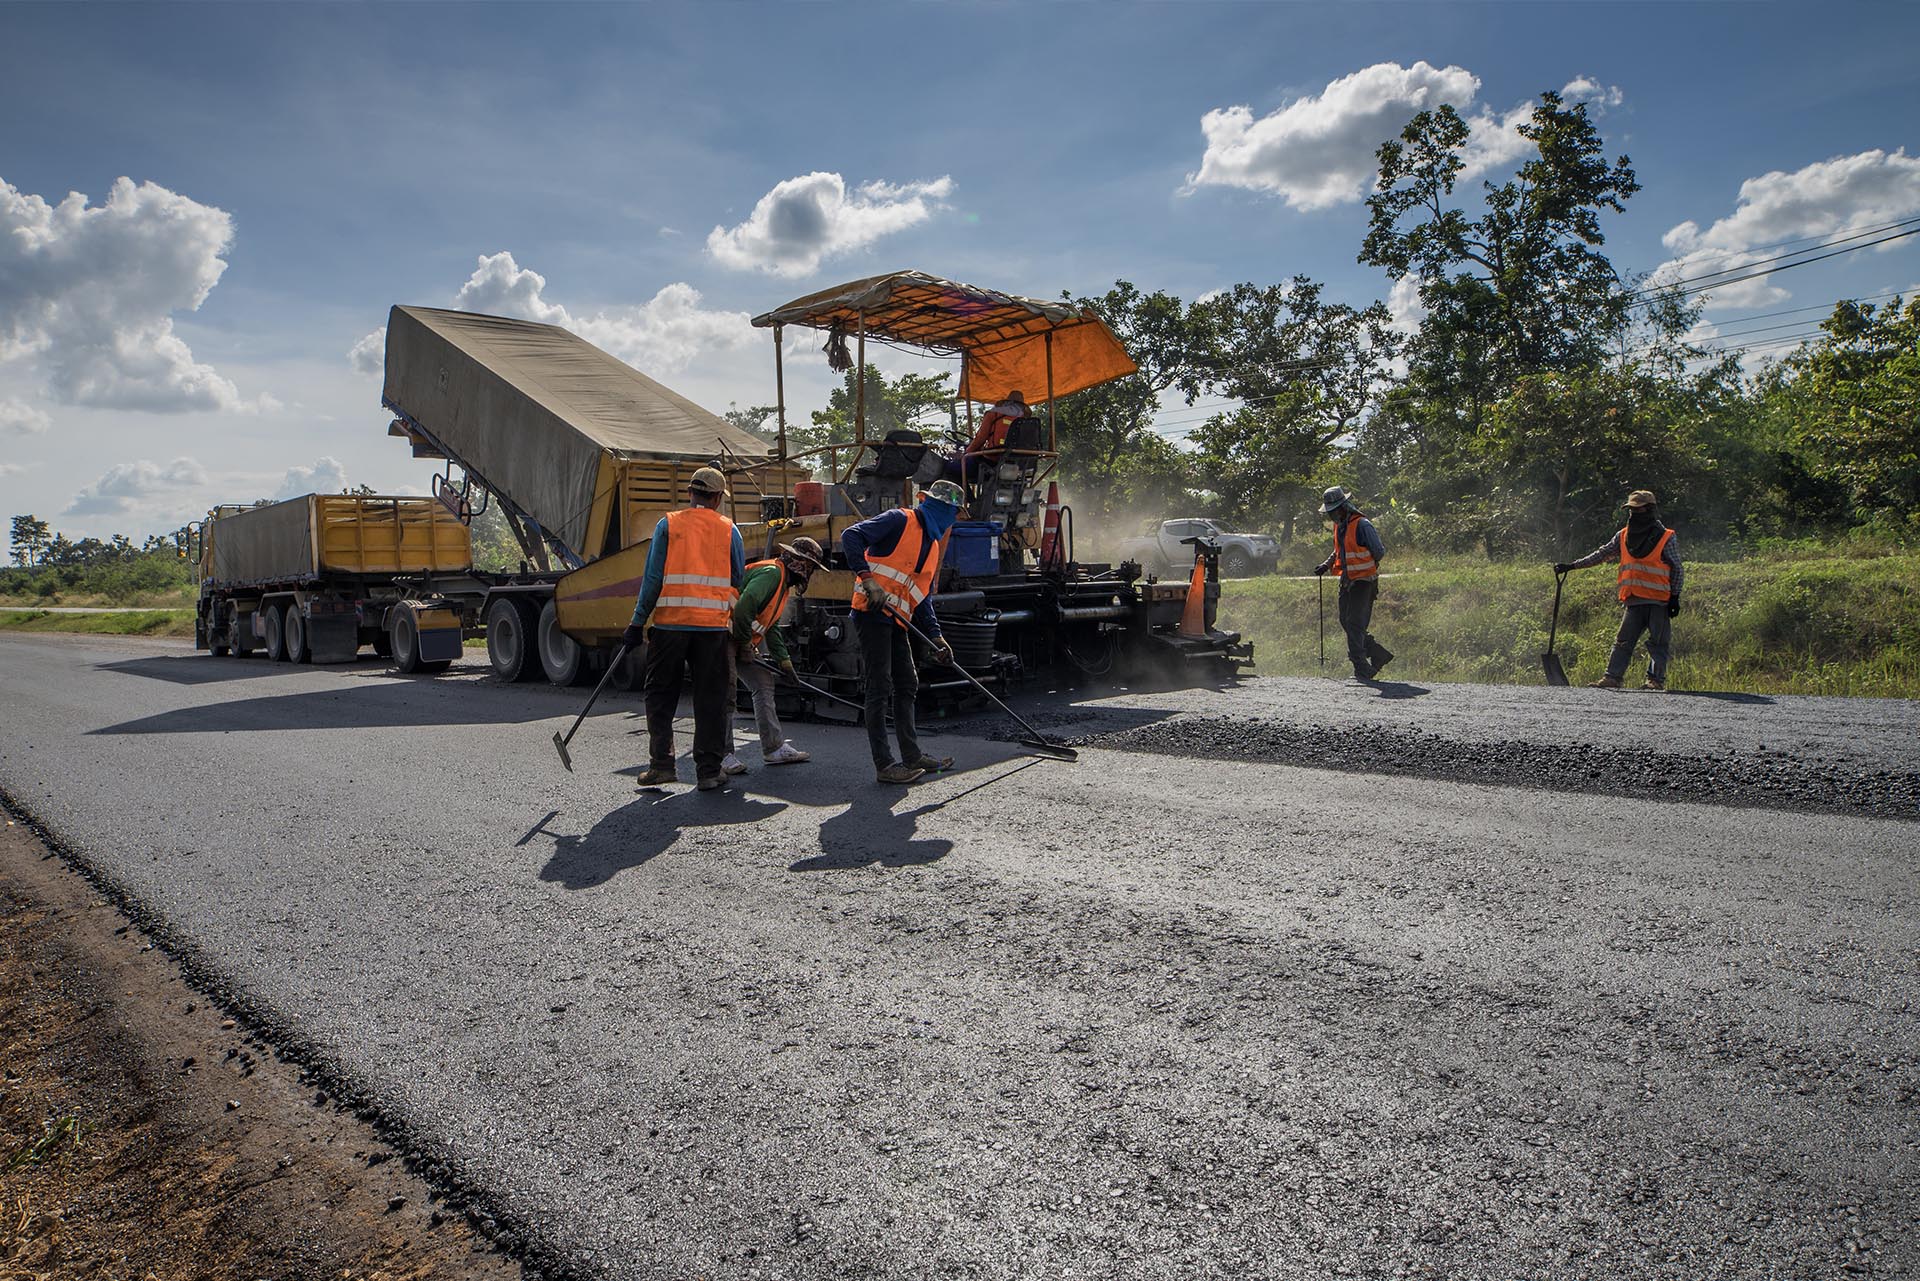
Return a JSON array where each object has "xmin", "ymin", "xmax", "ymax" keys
[
  {"xmin": 1037, "ymin": 482, "xmax": 1063, "ymax": 570},
  {"xmin": 1178, "ymin": 553, "xmax": 1208, "ymax": 637}
]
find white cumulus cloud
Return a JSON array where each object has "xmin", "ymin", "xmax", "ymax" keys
[
  {"xmin": 706, "ymin": 172, "xmax": 954, "ymax": 277},
  {"xmin": 1654, "ymin": 149, "xmax": 1920, "ymax": 309},
  {"xmin": 275, "ymin": 456, "xmax": 348, "ymax": 500},
  {"xmin": 1185, "ymin": 64, "xmax": 1622, "ymax": 210},
  {"xmin": 0, "ymin": 397, "xmax": 50, "ymax": 434},
  {"xmin": 0, "ymin": 176, "xmax": 254, "ymax": 412},
  {"xmin": 65, "ymin": 456, "xmax": 208, "ymax": 516},
  {"xmin": 349, "ymin": 252, "xmax": 755, "ymax": 377},
  {"xmin": 0, "ymin": 462, "xmax": 24, "ymax": 477}
]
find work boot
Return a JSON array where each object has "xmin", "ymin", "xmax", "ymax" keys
[
  {"xmin": 876, "ymin": 763, "xmax": 925, "ymax": 785},
  {"xmin": 696, "ymin": 773, "xmax": 729, "ymax": 792},
  {"xmin": 722, "ymin": 752, "xmax": 749, "ymax": 776},
  {"xmin": 905, "ymin": 754, "xmax": 954, "ymax": 773},
  {"xmin": 1588, "ymin": 674, "xmax": 1623, "ymax": 689},
  {"xmin": 1351, "ymin": 664, "xmax": 1375, "ymax": 683},
  {"xmin": 635, "ymin": 765, "xmax": 677, "ymax": 788},
  {"xmin": 1641, "ymin": 676, "xmax": 1667, "ymax": 691},
  {"xmin": 764, "ymin": 742, "xmax": 809, "ymax": 766},
  {"xmin": 1365, "ymin": 638, "xmax": 1394, "ymax": 676}
]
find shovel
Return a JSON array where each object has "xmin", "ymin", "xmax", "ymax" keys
[
  {"xmin": 900, "ymin": 619, "xmax": 1078, "ymax": 762},
  {"xmin": 552, "ymin": 642, "xmax": 633, "ymax": 771},
  {"xmin": 1317, "ymin": 572, "xmax": 1326, "ymax": 669},
  {"xmin": 1542, "ymin": 569, "xmax": 1570, "ymax": 687}
]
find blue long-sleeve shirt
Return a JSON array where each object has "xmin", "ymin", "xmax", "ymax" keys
[
  {"xmin": 1569, "ymin": 527, "xmax": 1684, "ymax": 596},
  {"xmin": 1315, "ymin": 515, "xmax": 1386, "ymax": 575},
  {"xmin": 840, "ymin": 508, "xmax": 943, "ymax": 638},
  {"xmin": 628, "ymin": 514, "xmax": 747, "ymax": 631}
]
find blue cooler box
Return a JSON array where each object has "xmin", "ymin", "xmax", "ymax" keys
[{"xmin": 948, "ymin": 521, "xmax": 1002, "ymax": 576}]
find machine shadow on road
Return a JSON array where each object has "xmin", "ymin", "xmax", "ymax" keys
[
  {"xmin": 536, "ymin": 790, "xmax": 790, "ymax": 889},
  {"xmin": 96, "ymin": 654, "xmax": 398, "ymax": 686},
  {"xmin": 90, "ymin": 680, "xmax": 569, "ymax": 734},
  {"xmin": 789, "ymin": 789, "xmax": 957, "ymax": 873}
]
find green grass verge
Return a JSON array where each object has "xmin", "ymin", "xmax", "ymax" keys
[
  {"xmin": 1218, "ymin": 550, "xmax": 1920, "ymax": 698},
  {"xmin": 0, "ymin": 609, "xmax": 196, "ymax": 639}
]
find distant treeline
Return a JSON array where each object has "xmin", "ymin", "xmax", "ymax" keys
[{"xmin": 4, "ymin": 516, "xmax": 191, "ymax": 601}]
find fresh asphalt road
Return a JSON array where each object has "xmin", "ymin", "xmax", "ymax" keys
[{"xmin": 1, "ymin": 632, "xmax": 1915, "ymax": 1280}]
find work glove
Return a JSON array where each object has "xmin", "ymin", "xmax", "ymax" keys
[
  {"xmin": 929, "ymin": 636, "xmax": 955, "ymax": 667},
  {"xmin": 1667, "ymin": 595, "xmax": 1681, "ymax": 618},
  {"xmin": 1552, "ymin": 562, "xmax": 1572, "ymax": 575},
  {"xmin": 620, "ymin": 623, "xmax": 646, "ymax": 651},
  {"xmin": 777, "ymin": 658, "xmax": 798, "ymax": 682},
  {"xmin": 1313, "ymin": 562, "xmax": 1329, "ymax": 576},
  {"xmin": 858, "ymin": 575, "xmax": 887, "ymax": 609}
]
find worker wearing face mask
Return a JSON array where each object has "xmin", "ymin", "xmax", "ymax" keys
[{"xmin": 1554, "ymin": 489, "xmax": 1684, "ymax": 691}]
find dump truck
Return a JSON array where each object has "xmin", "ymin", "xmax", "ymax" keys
[
  {"xmin": 375, "ymin": 304, "xmax": 804, "ymax": 683},
  {"xmin": 190, "ymin": 494, "xmax": 475, "ymax": 670},
  {"xmin": 551, "ymin": 271, "xmax": 1252, "ymax": 713}
]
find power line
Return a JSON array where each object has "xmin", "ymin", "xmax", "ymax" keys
[
  {"xmin": 1631, "ymin": 223, "xmax": 1920, "ymax": 306},
  {"xmin": 1643, "ymin": 213, "xmax": 1920, "ymax": 276}
]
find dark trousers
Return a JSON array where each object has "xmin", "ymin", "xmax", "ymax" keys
[
  {"xmin": 1338, "ymin": 577, "xmax": 1379, "ymax": 674},
  {"xmin": 1607, "ymin": 601, "xmax": 1672, "ymax": 681},
  {"xmin": 856, "ymin": 610, "xmax": 921, "ymax": 769},
  {"xmin": 642, "ymin": 628, "xmax": 730, "ymax": 779}
]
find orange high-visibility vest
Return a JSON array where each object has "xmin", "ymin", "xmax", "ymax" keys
[
  {"xmin": 1617, "ymin": 527, "xmax": 1675, "ymax": 603},
  {"xmin": 1331, "ymin": 515, "xmax": 1377, "ymax": 580},
  {"xmin": 743, "ymin": 559, "xmax": 791, "ymax": 652},
  {"xmin": 851, "ymin": 509, "xmax": 942, "ymax": 628},
  {"xmin": 651, "ymin": 506, "xmax": 738, "ymax": 628}
]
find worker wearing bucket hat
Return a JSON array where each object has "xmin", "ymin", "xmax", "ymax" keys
[
  {"xmin": 621, "ymin": 465, "xmax": 745, "ymax": 790},
  {"xmin": 724, "ymin": 536, "xmax": 827, "ymax": 770},
  {"xmin": 1553, "ymin": 489, "xmax": 1684, "ymax": 691},
  {"xmin": 1313, "ymin": 486, "xmax": 1391, "ymax": 681}
]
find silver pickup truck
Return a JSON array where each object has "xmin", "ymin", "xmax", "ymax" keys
[{"xmin": 1114, "ymin": 518, "xmax": 1282, "ymax": 578}]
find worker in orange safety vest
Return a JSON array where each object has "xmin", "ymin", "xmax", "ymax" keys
[
  {"xmin": 1313, "ymin": 486, "xmax": 1392, "ymax": 681},
  {"xmin": 621, "ymin": 466, "xmax": 745, "ymax": 790},
  {"xmin": 1554, "ymin": 489, "xmax": 1684, "ymax": 691}
]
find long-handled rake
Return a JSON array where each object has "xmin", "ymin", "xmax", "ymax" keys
[
  {"xmin": 901, "ymin": 619, "xmax": 1077, "ymax": 762},
  {"xmin": 552, "ymin": 642, "xmax": 633, "ymax": 772}
]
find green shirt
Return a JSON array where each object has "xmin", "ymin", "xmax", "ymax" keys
[{"xmin": 730, "ymin": 562, "xmax": 792, "ymax": 662}]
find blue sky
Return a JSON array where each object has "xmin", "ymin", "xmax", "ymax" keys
[{"xmin": 3, "ymin": 1, "xmax": 1915, "ymax": 538}]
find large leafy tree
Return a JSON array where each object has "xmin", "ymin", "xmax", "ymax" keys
[
  {"xmin": 1053, "ymin": 281, "xmax": 1200, "ymax": 523},
  {"xmin": 801, "ymin": 364, "xmax": 954, "ymax": 475},
  {"xmin": 1185, "ymin": 278, "xmax": 1400, "ymax": 537},
  {"xmin": 1361, "ymin": 91, "xmax": 1640, "ymax": 416},
  {"xmin": 10, "ymin": 514, "xmax": 50, "ymax": 566}
]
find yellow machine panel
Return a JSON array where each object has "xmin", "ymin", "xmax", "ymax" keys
[{"xmin": 554, "ymin": 541, "xmax": 651, "ymax": 640}]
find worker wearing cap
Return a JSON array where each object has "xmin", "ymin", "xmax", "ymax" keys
[
  {"xmin": 841, "ymin": 480, "xmax": 962, "ymax": 785},
  {"xmin": 621, "ymin": 466, "xmax": 746, "ymax": 791},
  {"xmin": 1313, "ymin": 486, "xmax": 1391, "ymax": 681},
  {"xmin": 962, "ymin": 390, "xmax": 1030, "ymax": 491},
  {"xmin": 1554, "ymin": 489, "xmax": 1684, "ymax": 691},
  {"xmin": 724, "ymin": 536, "xmax": 825, "ymax": 771}
]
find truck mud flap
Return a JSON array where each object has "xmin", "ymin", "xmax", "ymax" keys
[
  {"xmin": 306, "ymin": 612, "xmax": 361, "ymax": 665},
  {"xmin": 413, "ymin": 606, "xmax": 465, "ymax": 663}
]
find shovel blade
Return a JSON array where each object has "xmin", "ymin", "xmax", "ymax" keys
[
  {"xmin": 1542, "ymin": 653, "xmax": 1570, "ymax": 687},
  {"xmin": 1020, "ymin": 737, "xmax": 1079, "ymax": 762},
  {"xmin": 552, "ymin": 730, "xmax": 574, "ymax": 772}
]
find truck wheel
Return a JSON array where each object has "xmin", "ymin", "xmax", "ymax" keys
[
  {"xmin": 537, "ymin": 599, "xmax": 590, "ymax": 686},
  {"xmin": 391, "ymin": 608, "xmax": 450, "ymax": 675},
  {"xmin": 285, "ymin": 608, "xmax": 311, "ymax": 663},
  {"xmin": 263, "ymin": 605, "xmax": 288, "ymax": 661},
  {"xmin": 209, "ymin": 619, "xmax": 231, "ymax": 658},
  {"xmin": 372, "ymin": 629, "xmax": 392, "ymax": 658},
  {"xmin": 1221, "ymin": 548, "xmax": 1251, "ymax": 579},
  {"xmin": 486, "ymin": 596, "xmax": 542, "ymax": 682},
  {"xmin": 608, "ymin": 648, "xmax": 642, "ymax": 692}
]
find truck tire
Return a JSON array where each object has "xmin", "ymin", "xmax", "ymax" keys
[
  {"xmin": 486, "ymin": 596, "xmax": 542, "ymax": 682},
  {"xmin": 1221, "ymin": 548, "xmax": 1251, "ymax": 579},
  {"xmin": 263, "ymin": 605, "xmax": 288, "ymax": 661},
  {"xmin": 284, "ymin": 608, "xmax": 311, "ymax": 664},
  {"xmin": 537, "ymin": 599, "xmax": 590, "ymax": 686},
  {"xmin": 391, "ymin": 608, "xmax": 450, "ymax": 675},
  {"xmin": 209, "ymin": 615, "xmax": 231, "ymax": 657}
]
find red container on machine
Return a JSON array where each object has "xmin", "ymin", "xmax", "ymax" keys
[{"xmin": 794, "ymin": 481, "xmax": 826, "ymax": 516}]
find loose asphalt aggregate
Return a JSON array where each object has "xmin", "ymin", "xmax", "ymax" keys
[{"xmin": 0, "ymin": 631, "xmax": 1915, "ymax": 1279}]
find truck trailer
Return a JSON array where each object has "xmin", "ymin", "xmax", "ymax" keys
[{"xmin": 192, "ymin": 494, "xmax": 476, "ymax": 670}]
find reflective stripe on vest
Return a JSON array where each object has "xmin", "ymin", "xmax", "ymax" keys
[
  {"xmin": 1617, "ymin": 527, "xmax": 1674, "ymax": 603},
  {"xmin": 850, "ymin": 509, "xmax": 941, "ymax": 628},
  {"xmin": 651, "ymin": 506, "xmax": 738, "ymax": 628},
  {"xmin": 1333, "ymin": 516, "xmax": 1377, "ymax": 580},
  {"xmin": 744, "ymin": 559, "xmax": 790, "ymax": 649}
]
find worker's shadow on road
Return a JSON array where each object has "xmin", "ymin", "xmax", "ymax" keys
[
  {"xmin": 538, "ymin": 790, "xmax": 788, "ymax": 889},
  {"xmin": 789, "ymin": 790, "xmax": 955, "ymax": 873},
  {"xmin": 1365, "ymin": 680, "xmax": 1430, "ymax": 700}
]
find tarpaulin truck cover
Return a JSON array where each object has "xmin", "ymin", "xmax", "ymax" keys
[{"xmin": 381, "ymin": 305, "xmax": 777, "ymax": 558}]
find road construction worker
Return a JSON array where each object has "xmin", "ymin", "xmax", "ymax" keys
[
  {"xmin": 961, "ymin": 390, "xmax": 1030, "ymax": 492},
  {"xmin": 841, "ymin": 480, "xmax": 963, "ymax": 785},
  {"xmin": 1555, "ymin": 489, "xmax": 1684, "ymax": 691},
  {"xmin": 1313, "ymin": 486, "xmax": 1392, "ymax": 681},
  {"xmin": 723, "ymin": 536, "xmax": 826, "ymax": 772},
  {"xmin": 620, "ymin": 466, "xmax": 745, "ymax": 791}
]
